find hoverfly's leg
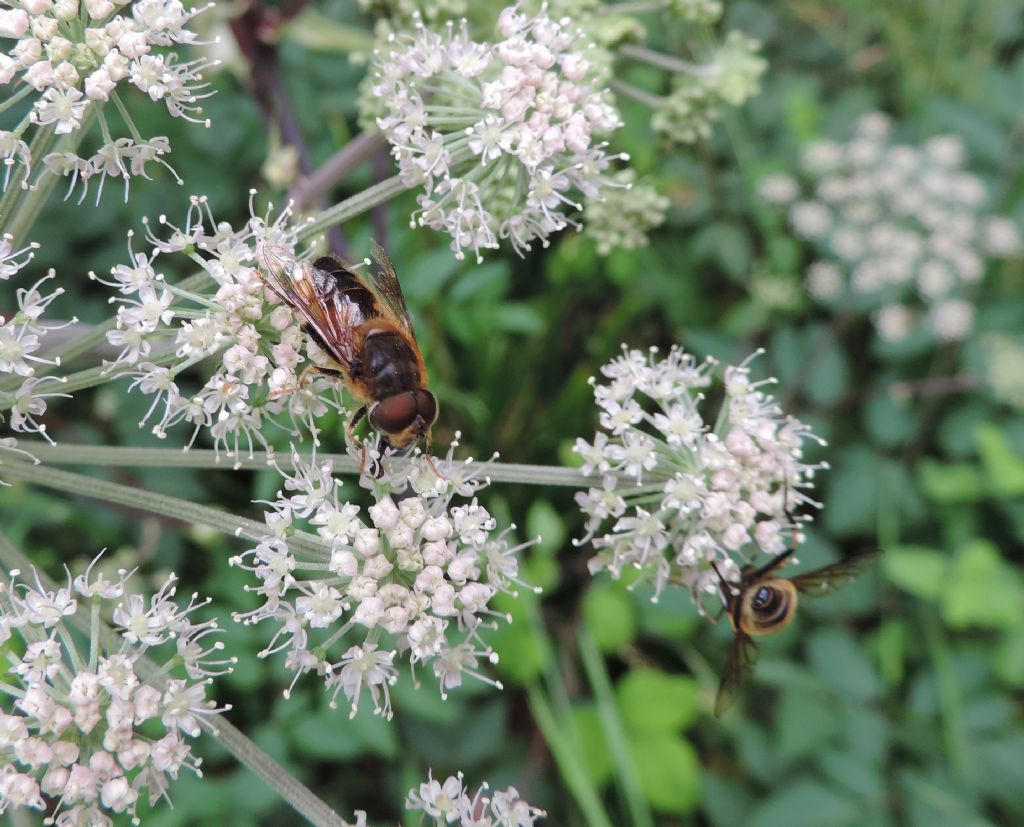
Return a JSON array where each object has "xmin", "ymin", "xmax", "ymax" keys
[
  {"xmin": 347, "ymin": 406, "xmax": 368, "ymax": 471},
  {"xmin": 422, "ymin": 428, "xmax": 446, "ymax": 480}
]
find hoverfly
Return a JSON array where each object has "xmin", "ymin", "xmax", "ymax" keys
[
  {"xmin": 258, "ymin": 243, "xmax": 438, "ymax": 455},
  {"xmin": 712, "ymin": 547, "xmax": 882, "ymax": 716}
]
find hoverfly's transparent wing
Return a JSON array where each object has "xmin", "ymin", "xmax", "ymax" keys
[
  {"xmin": 364, "ymin": 240, "xmax": 415, "ymax": 336},
  {"xmin": 257, "ymin": 245, "xmax": 361, "ymax": 370},
  {"xmin": 714, "ymin": 632, "xmax": 759, "ymax": 717},
  {"xmin": 789, "ymin": 548, "xmax": 883, "ymax": 597}
]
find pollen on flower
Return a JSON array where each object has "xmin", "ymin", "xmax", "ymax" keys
[
  {"xmin": 232, "ymin": 442, "xmax": 536, "ymax": 716},
  {"xmin": 574, "ymin": 345, "xmax": 824, "ymax": 610},
  {"xmin": 0, "ymin": 554, "xmax": 231, "ymax": 823}
]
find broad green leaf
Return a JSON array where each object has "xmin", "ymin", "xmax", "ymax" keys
[
  {"xmin": 940, "ymin": 540, "xmax": 1024, "ymax": 629},
  {"xmin": 692, "ymin": 222, "xmax": 752, "ymax": 280},
  {"xmin": 864, "ymin": 391, "xmax": 915, "ymax": 448},
  {"xmin": 805, "ymin": 328, "xmax": 850, "ymax": 406},
  {"xmin": 775, "ymin": 687, "xmax": 841, "ymax": 761},
  {"xmin": 627, "ymin": 733, "xmax": 701, "ymax": 814},
  {"xmin": 526, "ymin": 498, "xmax": 568, "ymax": 556},
  {"xmin": 748, "ymin": 778, "xmax": 860, "ymax": 827},
  {"xmin": 616, "ymin": 667, "xmax": 699, "ymax": 734},
  {"xmin": 995, "ymin": 625, "xmax": 1024, "ymax": 687},
  {"xmin": 976, "ymin": 422, "xmax": 1024, "ymax": 498},
  {"xmin": 882, "ymin": 545, "xmax": 948, "ymax": 600},
  {"xmin": 582, "ymin": 583, "xmax": 636, "ymax": 654},
  {"xmin": 490, "ymin": 619, "xmax": 548, "ymax": 685},
  {"xmin": 291, "ymin": 710, "xmax": 364, "ymax": 760},
  {"xmin": 917, "ymin": 460, "xmax": 984, "ymax": 504},
  {"xmin": 807, "ymin": 628, "xmax": 881, "ymax": 701}
]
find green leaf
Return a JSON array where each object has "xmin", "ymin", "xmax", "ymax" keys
[
  {"xmin": 692, "ymin": 222, "xmax": 751, "ymax": 280},
  {"xmin": 864, "ymin": 391, "xmax": 915, "ymax": 448},
  {"xmin": 775, "ymin": 687, "xmax": 841, "ymax": 761},
  {"xmin": 526, "ymin": 498, "xmax": 567, "ymax": 556},
  {"xmin": 882, "ymin": 545, "xmax": 948, "ymax": 600},
  {"xmin": 995, "ymin": 625, "xmax": 1024, "ymax": 687},
  {"xmin": 616, "ymin": 667, "xmax": 700, "ymax": 734},
  {"xmin": 823, "ymin": 446, "xmax": 878, "ymax": 537},
  {"xmin": 805, "ymin": 329, "xmax": 850, "ymax": 406},
  {"xmin": 940, "ymin": 540, "xmax": 1024, "ymax": 629},
  {"xmin": 571, "ymin": 704, "xmax": 614, "ymax": 787},
  {"xmin": 290, "ymin": 710, "xmax": 364, "ymax": 759},
  {"xmin": 748, "ymin": 778, "xmax": 860, "ymax": 827},
  {"xmin": 976, "ymin": 422, "xmax": 1024, "ymax": 498},
  {"xmin": 917, "ymin": 460, "xmax": 984, "ymax": 503},
  {"xmin": 582, "ymin": 583, "xmax": 636, "ymax": 654},
  {"xmin": 807, "ymin": 628, "xmax": 881, "ymax": 701},
  {"xmin": 627, "ymin": 733, "xmax": 701, "ymax": 814},
  {"xmin": 490, "ymin": 618, "xmax": 548, "ymax": 685}
]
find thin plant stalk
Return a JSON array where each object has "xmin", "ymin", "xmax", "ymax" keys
[{"xmin": 10, "ymin": 441, "xmax": 597, "ymax": 488}]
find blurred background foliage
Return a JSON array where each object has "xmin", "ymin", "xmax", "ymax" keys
[{"xmin": 4, "ymin": 0, "xmax": 1024, "ymax": 825}]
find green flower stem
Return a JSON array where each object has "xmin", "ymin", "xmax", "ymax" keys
[
  {"xmin": 6, "ymin": 104, "xmax": 100, "ymax": 247},
  {"xmin": 526, "ymin": 683, "xmax": 615, "ymax": 827},
  {"xmin": 298, "ymin": 174, "xmax": 412, "ymax": 243},
  {"xmin": 0, "ymin": 530, "xmax": 348, "ymax": 827},
  {"xmin": 618, "ymin": 43, "xmax": 701, "ymax": 74},
  {"xmin": 298, "ymin": 144, "xmax": 476, "ymax": 243},
  {"xmin": 0, "ymin": 460, "xmax": 332, "ymax": 562},
  {"xmin": 609, "ymin": 77, "xmax": 664, "ymax": 108},
  {"xmin": 578, "ymin": 629, "xmax": 655, "ymax": 827},
  {"xmin": 12, "ymin": 441, "xmax": 599, "ymax": 488}
]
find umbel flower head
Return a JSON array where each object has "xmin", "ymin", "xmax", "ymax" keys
[
  {"xmin": 371, "ymin": 4, "xmax": 625, "ymax": 261},
  {"xmin": 231, "ymin": 441, "xmax": 538, "ymax": 718},
  {"xmin": 0, "ymin": 0, "xmax": 216, "ymax": 201},
  {"xmin": 406, "ymin": 770, "xmax": 546, "ymax": 826},
  {"xmin": 94, "ymin": 193, "xmax": 349, "ymax": 463},
  {"xmin": 0, "ymin": 555, "xmax": 232, "ymax": 823},
  {"xmin": 574, "ymin": 345, "xmax": 824, "ymax": 607},
  {"xmin": 759, "ymin": 112, "xmax": 1022, "ymax": 343},
  {"xmin": 0, "ymin": 241, "xmax": 73, "ymax": 475}
]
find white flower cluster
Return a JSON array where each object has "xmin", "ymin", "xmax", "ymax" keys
[
  {"xmin": 95, "ymin": 193, "xmax": 342, "ymax": 463},
  {"xmin": 760, "ymin": 112, "xmax": 1022, "ymax": 343},
  {"xmin": 0, "ymin": 237, "xmax": 74, "ymax": 472},
  {"xmin": 650, "ymin": 32, "xmax": 766, "ymax": 146},
  {"xmin": 0, "ymin": 0, "xmax": 215, "ymax": 199},
  {"xmin": 583, "ymin": 169, "xmax": 669, "ymax": 255},
  {"xmin": 574, "ymin": 345, "xmax": 823, "ymax": 605},
  {"xmin": 371, "ymin": 5, "xmax": 624, "ymax": 261},
  {"xmin": 232, "ymin": 445, "xmax": 537, "ymax": 718},
  {"xmin": 0, "ymin": 556, "xmax": 232, "ymax": 823},
  {"xmin": 406, "ymin": 770, "xmax": 545, "ymax": 826}
]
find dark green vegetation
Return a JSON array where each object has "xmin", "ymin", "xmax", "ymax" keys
[{"xmin": 3, "ymin": 1, "xmax": 1024, "ymax": 825}]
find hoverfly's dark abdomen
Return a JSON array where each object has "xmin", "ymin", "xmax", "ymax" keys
[
  {"xmin": 362, "ymin": 331, "xmax": 421, "ymax": 396},
  {"xmin": 313, "ymin": 257, "xmax": 379, "ymax": 322}
]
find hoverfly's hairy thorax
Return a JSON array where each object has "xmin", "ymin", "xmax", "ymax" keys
[{"xmin": 738, "ymin": 578, "xmax": 798, "ymax": 636}]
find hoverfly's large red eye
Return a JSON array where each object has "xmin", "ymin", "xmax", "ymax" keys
[
  {"xmin": 369, "ymin": 393, "xmax": 419, "ymax": 435},
  {"xmin": 413, "ymin": 390, "xmax": 438, "ymax": 427}
]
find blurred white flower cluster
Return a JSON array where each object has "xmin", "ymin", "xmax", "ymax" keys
[
  {"xmin": 0, "ymin": 236, "xmax": 73, "ymax": 473},
  {"xmin": 406, "ymin": 770, "xmax": 545, "ymax": 826},
  {"xmin": 232, "ymin": 445, "xmax": 537, "ymax": 717},
  {"xmin": 0, "ymin": 0, "xmax": 215, "ymax": 200},
  {"xmin": 981, "ymin": 333, "xmax": 1024, "ymax": 411},
  {"xmin": 758, "ymin": 112, "xmax": 1022, "ymax": 343},
  {"xmin": 0, "ymin": 556, "xmax": 231, "ymax": 823},
  {"xmin": 583, "ymin": 169, "xmax": 669, "ymax": 255},
  {"xmin": 649, "ymin": 31, "xmax": 766, "ymax": 146},
  {"xmin": 574, "ymin": 345, "xmax": 823, "ymax": 605},
  {"xmin": 371, "ymin": 4, "xmax": 624, "ymax": 261},
  {"xmin": 96, "ymin": 194, "xmax": 344, "ymax": 462}
]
